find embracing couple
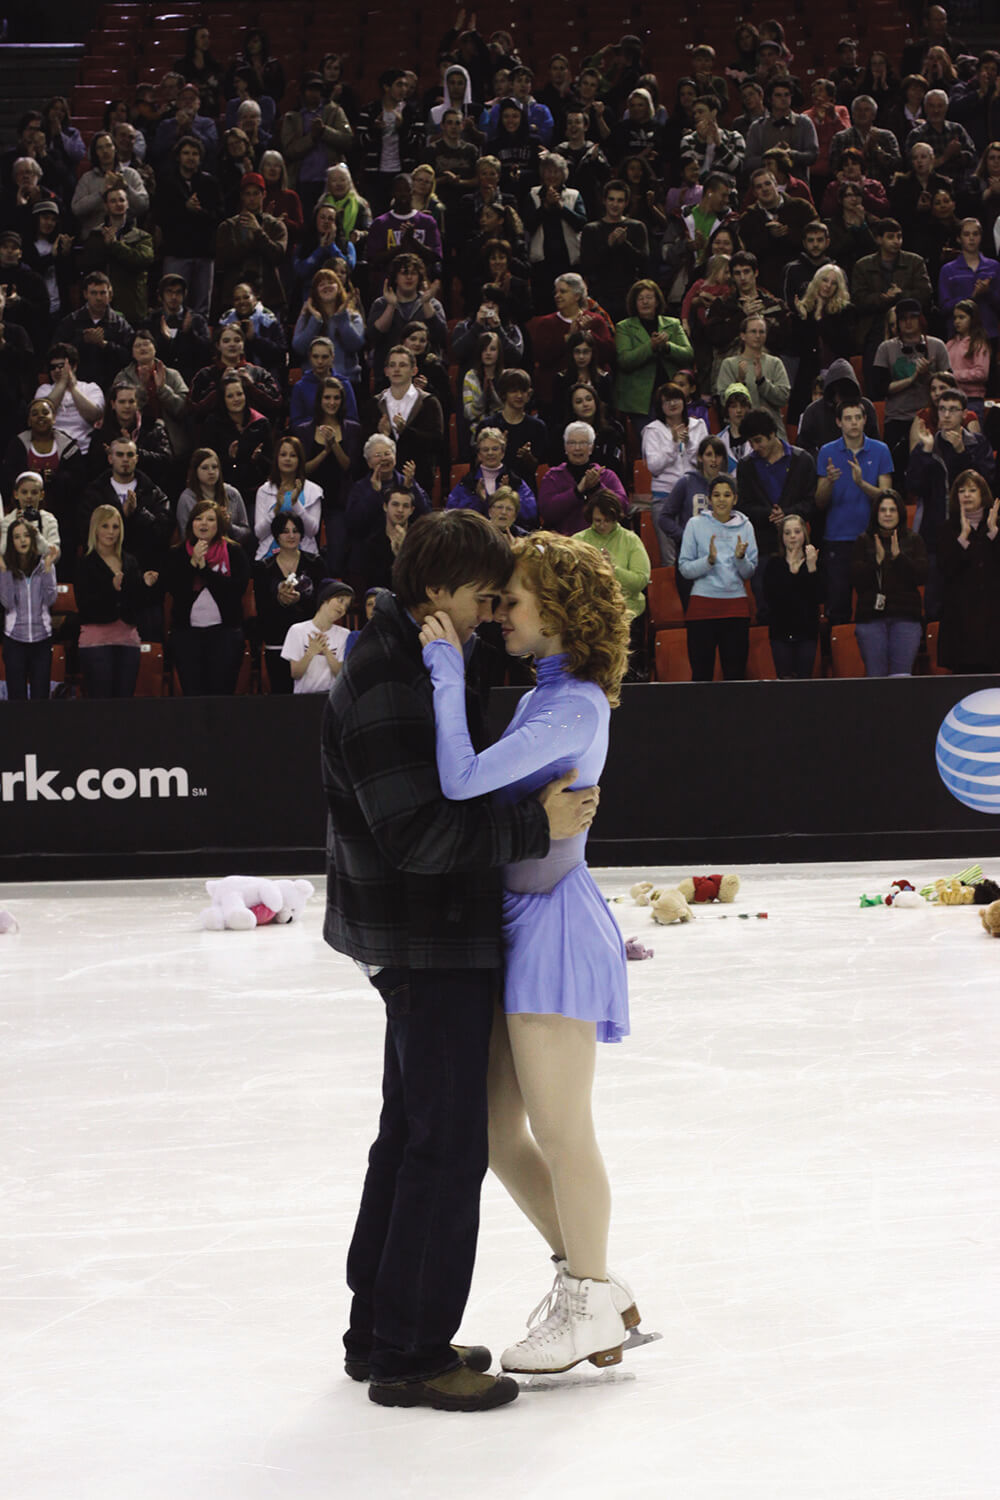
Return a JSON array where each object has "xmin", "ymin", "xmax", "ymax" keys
[{"xmin": 322, "ymin": 509, "xmax": 638, "ymax": 1412}]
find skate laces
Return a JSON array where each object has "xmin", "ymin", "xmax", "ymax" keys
[{"xmin": 527, "ymin": 1268, "xmax": 567, "ymax": 1329}]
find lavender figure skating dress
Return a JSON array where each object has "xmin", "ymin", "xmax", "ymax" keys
[{"xmin": 422, "ymin": 642, "xmax": 629, "ymax": 1043}]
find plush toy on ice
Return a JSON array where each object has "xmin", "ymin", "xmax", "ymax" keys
[
  {"xmin": 677, "ymin": 874, "xmax": 740, "ymax": 904},
  {"xmin": 198, "ymin": 875, "xmax": 315, "ymax": 930},
  {"xmin": 0, "ymin": 909, "xmax": 19, "ymax": 934},
  {"xmin": 981, "ymin": 901, "xmax": 1000, "ymax": 937},
  {"xmin": 627, "ymin": 882, "xmax": 693, "ymax": 925}
]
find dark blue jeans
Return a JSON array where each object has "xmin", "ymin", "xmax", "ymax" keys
[
  {"xmin": 3, "ymin": 635, "xmax": 52, "ymax": 700},
  {"xmin": 855, "ymin": 618, "xmax": 922, "ymax": 676},
  {"xmin": 821, "ymin": 540, "xmax": 856, "ymax": 625},
  {"xmin": 344, "ymin": 966, "xmax": 496, "ymax": 1382},
  {"xmin": 80, "ymin": 645, "xmax": 140, "ymax": 698},
  {"xmin": 771, "ymin": 636, "xmax": 818, "ymax": 679}
]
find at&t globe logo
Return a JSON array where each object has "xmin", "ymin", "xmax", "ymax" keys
[{"xmin": 935, "ymin": 688, "xmax": 1000, "ymax": 813}]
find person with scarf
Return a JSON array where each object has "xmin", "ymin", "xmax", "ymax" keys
[
  {"xmin": 165, "ymin": 498, "xmax": 250, "ymax": 695},
  {"xmin": 316, "ymin": 164, "xmax": 371, "ymax": 263},
  {"xmin": 175, "ymin": 446, "xmax": 253, "ymax": 553},
  {"xmin": 86, "ymin": 381, "xmax": 172, "ymax": 489},
  {"xmin": 253, "ymin": 436, "xmax": 322, "ymax": 563}
]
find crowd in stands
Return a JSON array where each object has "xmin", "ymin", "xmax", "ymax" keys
[{"xmin": 2, "ymin": 6, "xmax": 1000, "ymax": 698}]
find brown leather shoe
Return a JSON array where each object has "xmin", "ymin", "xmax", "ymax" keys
[
  {"xmin": 346, "ymin": 1343, "xmax": 492, "ymax": 1382},
  {"xmin": 369, "ymin": 1365, "xmax": 518, "ymax": 1412}
]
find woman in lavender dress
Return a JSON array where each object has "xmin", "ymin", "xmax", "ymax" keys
[{"xmin": 419, "ymin": 532, "xmax": 640, "ymax": 1375}]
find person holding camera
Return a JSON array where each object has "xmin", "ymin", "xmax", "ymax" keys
[
  {"xmin": 253, "ymin": 511, "xmax": 327, "ymax": 693},
  {"xmin": 0, "ymin": 470, "xmax": 61, "ymax": 563}
]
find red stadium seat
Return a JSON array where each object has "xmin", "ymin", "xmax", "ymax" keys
[
  {"xmin": 830, "ymin": 623, "xmax": 867, "ymax": 678},
  {"xmin": 746, "ymin": 625, "xmax": 777, "ymax": 681},
  {"xmin": 639, "ymin": 509, "xmax": 662, "ymax": 569},
  {"xmin": 647, "ymin": 567, "xmax": 684, "ymax": 630},
  {"xmin": 135, "ymin": 643, "xmax": 167, "ymax": 698},
  {"xmin": 925, "ymin": 621, "xmax": 951, "ymax": 674}
]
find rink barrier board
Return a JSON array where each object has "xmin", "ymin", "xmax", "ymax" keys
[{"xmin": 2, "ymin": 679, "xmax": 1000, "ymax": 880}]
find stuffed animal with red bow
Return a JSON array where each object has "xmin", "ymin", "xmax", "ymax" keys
[{"xmin": 677, "ymin": 874, "xmax": 740, "ymax": 904}]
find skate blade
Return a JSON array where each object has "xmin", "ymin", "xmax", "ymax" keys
[
  {"xmin": 518, "ymin": 1368, "xmax": 638, "ymax": 1392},
  {"xmin": 623, "ymin": 1328, "xmax": 663, "ymax": 1351}
]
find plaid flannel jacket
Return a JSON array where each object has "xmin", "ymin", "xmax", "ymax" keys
[{"xmin": 322, "ymin": 593, "xmax": 550, "ymax": 969}]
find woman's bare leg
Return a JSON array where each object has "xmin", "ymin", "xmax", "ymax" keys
[
  {"xmin": 486, "ymin": 1005, "xmax": 565, "ymax": 1257},
  {"xmin": 506, "ymin": 1013, "xmax": 610, "ymax": 1281}
]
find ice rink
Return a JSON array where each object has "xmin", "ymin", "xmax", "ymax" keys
[{"xmin": 3, "ymin": 861, "xmax": 998, "ymax": 1500}]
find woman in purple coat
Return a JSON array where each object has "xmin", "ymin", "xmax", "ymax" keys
[{"xmin": 537, "ymin": 421, "xmax": 628, "ymax": 534}]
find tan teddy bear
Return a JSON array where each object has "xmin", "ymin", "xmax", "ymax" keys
[
  {"xmin": 651, "ymin": 888, "xmax": 693, "ymax": 925},
  {"xmin": 981, "ymin": 901, "xmax": 1000, "ymax": 937},
  {"xmin": 935, "ymin": 877, "xmax": 975, "ymax": 906}
]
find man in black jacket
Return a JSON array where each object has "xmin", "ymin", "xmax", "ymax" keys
[
  {"xmin": 79, "ymin": 436, "xmax": 172, "ymax": 572},
  {"xmin": 323, "ymin": 509, "xmax": 597, "ymax": 1412},
  {"xmin": 579, "ymin": 179, "xmax": 650, "ymax": 325},
  {"xmin": 144, "ymin": 272, "xmax": 214, "ymax": 384},
  {"xmin": 54, "ymin": 272, "xmax": 133, "ymax": 389},
  {"xmin": 86, "ymin": 383, "xmax": 173, "ymax": 487},
  {"xmin": 736, "ymin": 408, "xmax": 817, "ymax": 620},
  {"xmin": 155, "ymin": 135, "xmax": 222, "ymax": 318}
]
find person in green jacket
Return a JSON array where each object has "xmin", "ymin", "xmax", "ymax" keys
[
  {"xmin": 614, "ymin": 279, "xmax": 693, "ymax": 443},
  {"xmin": 575, "ymin": 488, "xmax": 651, "ymax": 668}
]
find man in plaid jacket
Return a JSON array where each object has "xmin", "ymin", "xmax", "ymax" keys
[{"xmin": 323, "ymin": 510, "xmax": 598, "ymax": 1412}]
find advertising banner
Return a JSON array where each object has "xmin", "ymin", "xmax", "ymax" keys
[{"xmin": 3, "ymin": 679, "xmax": 1000, "ymax": 880}]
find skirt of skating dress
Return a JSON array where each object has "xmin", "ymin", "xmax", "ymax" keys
[{"xmin": 501, "ymin": 862, "xmax": 630, "ymax": 1044}]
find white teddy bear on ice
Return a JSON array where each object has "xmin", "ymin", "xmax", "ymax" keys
[{"xmin": 198, "ymin": 875, "xmax": 315, "ymax": 930}]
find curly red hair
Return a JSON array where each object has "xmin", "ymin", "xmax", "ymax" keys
[{"xmin": 510, "ymin": 531, "xmax": 630, "ymax": 706}]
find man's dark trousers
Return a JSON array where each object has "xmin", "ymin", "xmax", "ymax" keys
[{"xmin": 344, "ymin": 965, "xmax": 496, "ymax": 1381}]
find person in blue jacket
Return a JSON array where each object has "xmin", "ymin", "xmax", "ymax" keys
[{"xmin": 678, "ymin": 473, "xmax": 759, "ymax": 679}]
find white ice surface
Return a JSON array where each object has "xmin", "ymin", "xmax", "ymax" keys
[{"xmin": 1, "ymin": 861, "xmax": 998, "ymax": 1500}]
